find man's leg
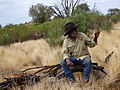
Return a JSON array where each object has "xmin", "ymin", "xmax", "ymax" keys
[
  {"xmin": 60, "ymin": 57, "xmax": 78, "ymax": 82},
  {"xmin": 80, "ymin": 56, "xmax": 92, "ymax": 82}
]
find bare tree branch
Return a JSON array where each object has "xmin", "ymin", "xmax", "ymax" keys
[
  {"xmin": 66, "ymin": 0, "xmax": 69, "ymax": 9},
  {"xmin": 50, "ymin": 6, "xmax": 65, "ymax": 18},
  {"xmin": 50, "ymin": 0, "xmax": 81, "ymax": 18},
  {"xmin": 71, "ymin": 0, "xmax": 80, "ymax": 16},
  {"xmin": 61, "ymin": 1, "xmax": 66, "ymax": 13}
]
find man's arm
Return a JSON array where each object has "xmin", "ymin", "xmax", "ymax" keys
[
  {"xmin": 63, "ymin": 38, "xmax": 73, "ymax": 67},
  {"xmin": 83, "ymin": 30, "xmax": 100, "ymax": 48},
  {"xmin": 93, "ymin": 37, "xmax": 97, "ymax": 43},
  {"xmin": 63, "ymin": 38, "xmax": 70, "ymax": 60},
  {"xmin": 93, "ymin": 30, "xmax": 100, "ymax": 43}
]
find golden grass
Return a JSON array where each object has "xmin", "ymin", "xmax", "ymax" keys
[
  {"xmin": 0, "ymin": 23, "xmax": 120, "ymax": 90},
  {"xmin": 0, "ymin": 39, "xmax": 61, "ymax": 71}
]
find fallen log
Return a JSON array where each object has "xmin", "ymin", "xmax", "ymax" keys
[
  {"xmin": 0, "ymin": 62, "xmax": 107, "ymax": 90},
  {"xmin": 0, "ymin": 75, "xmax": 42, "ymax": 90},
  {"xmin": 56, "ymin": 63, "xmax": 107, "ymax": 79}
]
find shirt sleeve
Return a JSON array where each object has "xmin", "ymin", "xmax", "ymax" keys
[
  {"xmin": 82, "ymin": 33, "xmax": 97, "ymax": 48},
  {"xmin": 63, "ymin": 38, "xmax": 70, "ymax": 60}
]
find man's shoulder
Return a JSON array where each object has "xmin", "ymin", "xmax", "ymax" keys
[
  {"xmin": 78, "ymin": 32, "xmax": 87, "ymax": 37},
  {"xmin": 64, "ymin": 36, "xmax": 70, "ymax": 42}
]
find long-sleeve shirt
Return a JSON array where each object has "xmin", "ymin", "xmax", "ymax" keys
[{"xmin": 63, "ymin": 32, "xmax": 97, "ymax": 60}]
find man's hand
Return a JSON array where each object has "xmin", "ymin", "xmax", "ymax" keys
[
  {"xmin": 94, "ymin": 30, "xmax": 100, "ymax": 38},
  {"xmin": 93, "ymin": 30, "xmax": 100, "ymax": 43},
  {"xmin": 66, "ymin": 59, "xmax": 73, "ymax": 67}
]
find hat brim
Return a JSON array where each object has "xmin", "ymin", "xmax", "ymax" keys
[{"xmin": 64, "ymin": 24, "xmax": 78, "ymax": 36}]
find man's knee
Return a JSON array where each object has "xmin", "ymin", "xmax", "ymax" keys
[
  {"xmin": 84, "ymin": 57, "xmax": 92, "ymax": 65},
  {"xmin": 60, "ymin": 60, "xmax": 66, "ymax": 66}
]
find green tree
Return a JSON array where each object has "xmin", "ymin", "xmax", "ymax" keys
[
  {"xmin": 76, "ymin": 3, "xmax": 90, "ymax": 11},
  {"xmin": 4, "ymin": 24, "xmax": 14, "ymax": 28},
  {"xmin": 108, "ymin": 8, "xmax": 120, "ymax": 15},
  {"xmin": 29, "ymin": 4, "xmax": 53, "ymax": 23},
  {"xmin": 0, "ymin": 24, "xmax": 2, "ymax": 29}
]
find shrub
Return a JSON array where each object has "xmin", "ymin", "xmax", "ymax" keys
[
  {"xmin": 0, "ymin": 19, "xmax": 70, "ymax": 46},
  {"xmin": 70, "ymin": 10, "xmax": 114, "ymax": 34},
  {"xmin": 110, "ymin": 12, "xmax": 120, "ymax": 23},
  {"xmin": 0, "ymin": 11, "xmax": 118, "ymax": 46}
]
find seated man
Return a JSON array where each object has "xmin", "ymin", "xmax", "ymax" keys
[{"xmin": 61, "ymin": 22, "xmax": 100, "ymax": 83}]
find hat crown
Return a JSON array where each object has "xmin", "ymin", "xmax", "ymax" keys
[
  {"xmin": 64, "ymin": 22, "xmax": 78, "ymax": 36},
  {"xmin": 64, "ymin": 22, "xmax": 76, "ymax": 32}
]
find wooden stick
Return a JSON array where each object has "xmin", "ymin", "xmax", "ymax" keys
[{"xmin": 104, "ymin": 51, "xmax": 114, "ymax": 63}]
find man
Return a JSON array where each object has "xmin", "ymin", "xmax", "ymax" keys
[{"xmin": 61, "ymin": 22, "xmax": 100, "ymax": 83}]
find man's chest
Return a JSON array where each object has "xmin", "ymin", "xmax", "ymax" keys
[{"xmin": 67, "ymin": 36, "xmax": 86, "ymax": 51}]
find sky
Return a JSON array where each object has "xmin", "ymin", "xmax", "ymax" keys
[{"xmin": 0, "ymin": 0, "xmax": 120, "ymax": 26}]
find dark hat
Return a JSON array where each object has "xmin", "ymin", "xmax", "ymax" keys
[{"xmin": 64, "ymin": 22, "xmax": 78, "ymax": 36}]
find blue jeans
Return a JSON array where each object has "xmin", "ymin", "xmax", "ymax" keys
[{"xmin": 61, "ymin": 56, "xmax": 92, "ymax": 81}]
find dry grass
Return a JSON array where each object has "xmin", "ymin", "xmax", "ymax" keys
[
  {"xmin": 0, "ymin": 23, "xmax": 120, "ymax": 90},
  {"xmin": 0, "ymin": 39, "xmax": 61, "ymax": 82}
]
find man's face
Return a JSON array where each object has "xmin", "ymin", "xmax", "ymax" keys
[{"xmin": 68, "ymin": 29, "xmax": 78, "ymax": 38}]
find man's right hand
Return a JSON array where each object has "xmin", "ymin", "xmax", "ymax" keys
[
  {"xmin": 66, "ymin": 58, "xmax": 73, "ymax": 67},
  {"xmin": 94, "ymin": 30, "xmax": 100, "ymax": 38}
]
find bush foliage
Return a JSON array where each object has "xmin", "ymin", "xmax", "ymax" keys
[
  {"xmin": 29, "ymin": 4, "xmax": 53, "ymax": 23},
  {"xmin": 0, "ymin": 19, "xmax": 70, "ymax": 46},
  {"xmin": 0, "ymin": 10, "xmax": 120, "ymax": 46},
  {"xmin": 110, "ymin": 12, "xmax": 120, "ymax": 23}
]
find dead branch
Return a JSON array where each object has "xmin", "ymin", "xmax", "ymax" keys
[
  {"xmin": 0, "ymin": 61, "xmax": 108, "ymax": 90},
  {"xmin": 22, "ymin": 64, "xmax": 60, "ymax": 72},
  {"xmin": 71, "ymin": 0, "xmax": 80, "ymax": 16},
  {"xmin": 0, "ymin": 75, "xmax": 42, "ymax": 90},
  {"xmin": 104, "ymin": 51, "xmax": 114, "ymax": 63}
]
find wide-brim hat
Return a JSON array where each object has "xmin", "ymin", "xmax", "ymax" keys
[{"xmin": 64, "ymin": 22, "xmax": 79, "ymax": 36}]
